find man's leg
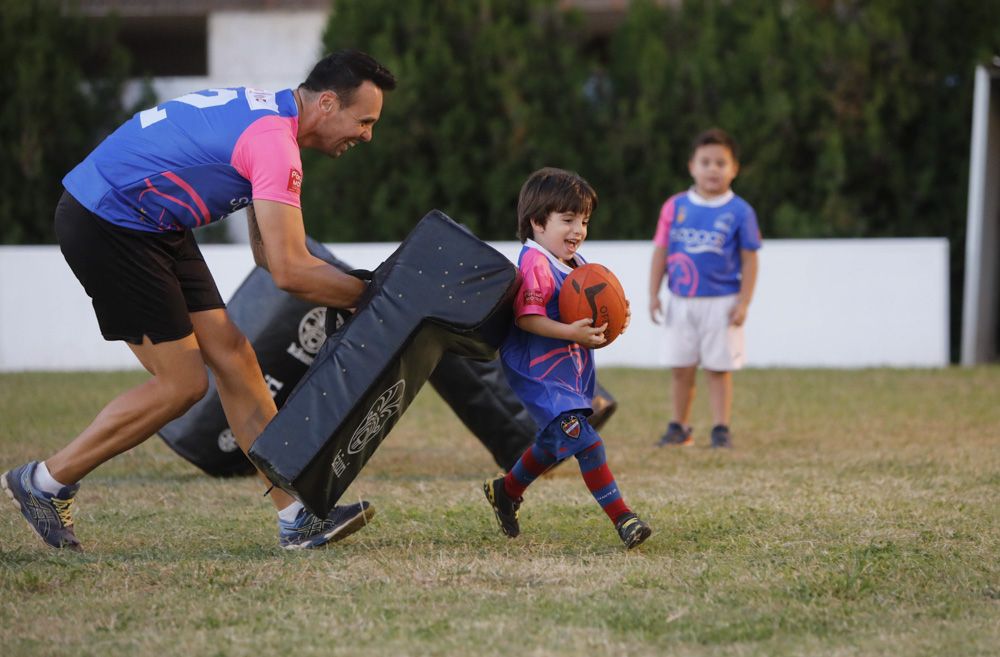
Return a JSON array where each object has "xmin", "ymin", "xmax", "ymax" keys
[
  {"xmin": 45, "ymin": 334, "xmax": 209, "ymax": 484},
  {"xmin": 3, "ymin": 334, "xmax": 208, "ymax": 549},
  {"xmin": 191, "ymin": 309, "xmax": 374, "ymax": 548},
  {"xmin": 190, "ymin": 309, "xmax": 293, "ymax": 510}
]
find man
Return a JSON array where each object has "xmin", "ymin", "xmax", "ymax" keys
[{"xmin": 2, "ymin": 50, "xmax": 397, "ymax": 551}]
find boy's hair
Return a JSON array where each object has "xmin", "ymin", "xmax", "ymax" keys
[
  {"xmin": 516, "ymin": 167, "xmax": 598, "ymax": 243},
  {"xmin": 690, "ymin": 128, "xmax": 739, "ymax": 162},
  {"xmin": 300, "ymin": 49, "xmax": 397, "ymax": 106}
]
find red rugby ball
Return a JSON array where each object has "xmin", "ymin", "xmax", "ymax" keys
[{"xmin": 558, "ymin": 263, "xmax": 628, "ymax": 348}]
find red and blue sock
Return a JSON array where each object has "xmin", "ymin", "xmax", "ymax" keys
[
  {"xmin": 504, "ymin": 444, "xmax": 557, "ymax": 498},
  {"xmin": 575, "ymin": 441, "xmax": 630, "ymax": 523}
]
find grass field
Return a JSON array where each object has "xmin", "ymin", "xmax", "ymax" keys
[{"xmin": 1, "ymin": 367, "xmax": 998, "ymax": 657}]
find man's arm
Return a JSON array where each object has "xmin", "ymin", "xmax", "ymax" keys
[
  {"xmin": 251, "ymin": 199, "xmax": 366, "ymax": 308},
  {"xmin": 246, "ymin": 206, "xmax": 269, "ymax": 270}
]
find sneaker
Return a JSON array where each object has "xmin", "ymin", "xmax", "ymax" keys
[
  {"xmin": 2, "ymin": 461, "xmax": 82, "ymax": 551},
  {"xmin": 657, "ymin": 422, "xmax": 693, "ymax": 447},
  {"xmin": 279, "ymin": 501, "xmax": 375, "ymax": 550},
  {"xmin": 710, "ymin": 425, "xmax": 733, "ymax": 448},
  {"xmin": 483, "ymin": 476, "xmax": 521, "ymax": 538},
  {"xmin": 615, "ymin": 512, "xmax": 652, "ymax": 549}
]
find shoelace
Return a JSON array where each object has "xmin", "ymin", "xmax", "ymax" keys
[{"xmin": 52, "ymin": 496, "xmax": 75, "ymax": 527}]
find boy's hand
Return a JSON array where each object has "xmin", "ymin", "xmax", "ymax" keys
[
  {"xmin": 730, "ymin": 301, "xmax": 749, "ymax": 326},
  {"xmin": 623, "ymin": 300, "xmax": 632, "ymax": 333},
  {"xmin": 649, "ymin": 297, "xmax": 662, "ymax": 324},
  {"xmin": 569, "ymin": 318, "xmax": 607, "ymax": 348}
]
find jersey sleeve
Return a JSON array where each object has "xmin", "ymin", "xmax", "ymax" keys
[
  {"xmin": 230, "ymin": 115, "xmax": 303, "ymax": 208},
  {"xmin": 513, "ymin": 250, "xmax": 556, "ymax": 319},
  {"xmin": 652, "ymin": 194, "xmax": 681, "ymax": 247},
  {"xmin": 736, "ymin": 203, "xmax": 763, "ymax": 251}
]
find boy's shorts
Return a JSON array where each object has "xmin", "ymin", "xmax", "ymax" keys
[
  {"xmin": 662, "ymin": 293, "xmax": 745, "ymax": 371},
  {"xmin": 54, "ymin": 191, "xmax": 225, "ymax": 345},
  {"xmin": 536, "ymin": 411, "xmax": 601, "ymax": 460}
]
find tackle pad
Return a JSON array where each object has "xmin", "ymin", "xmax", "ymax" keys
[{"xmin": 247, "ymin": 210, "xmax": 519, "ymax": 516}]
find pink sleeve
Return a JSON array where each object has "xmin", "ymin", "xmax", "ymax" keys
[
  {"xmin": 652, "ymin": 194, "xmax": 680, "ymax": 247},
  {"xmin": 513, "ymin": 250, "xmax": 555, "ymax": 319},
  {"xmin": 230, "ymin": 115, "xmax": 303, "ymax": 208}
]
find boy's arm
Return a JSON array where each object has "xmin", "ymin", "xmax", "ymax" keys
[
  {"xmin": 648, "ymin": 245, "xmax": 667, "ymax": 324},
  {"xmin": 730, "ymin": 249, "xmax": 759, "ymax": 326},
  {"xmin": 516, "ymin": 314, "xmax": 607, "ymax": 349}
]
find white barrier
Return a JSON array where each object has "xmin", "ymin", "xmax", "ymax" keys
[{"xmin": 0, "ymin": 238, "xmax": 949, "ymax": 371}]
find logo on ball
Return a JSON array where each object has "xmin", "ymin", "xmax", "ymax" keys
[{"xmin": 348, "ymin": 380, "xmax": 406, "ymax": 455}]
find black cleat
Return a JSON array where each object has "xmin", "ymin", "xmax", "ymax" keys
[
  {"xmin": 615, "ymin": 512, "xmax": 652, "ymax": 549},
  {"xmin": 483, "ymin": 476, "xmax": 521, "ymax": 538}
]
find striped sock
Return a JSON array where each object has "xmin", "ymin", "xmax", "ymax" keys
[
  {"xmin": 505, "ymin": 444, "xmax": 557, "ymax": 499},
  {"xmin": 576, "ymin": 441, "xmax": 630, "ymax": 522}
]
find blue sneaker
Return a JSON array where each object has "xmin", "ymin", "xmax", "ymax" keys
[
  {"xmin": 710, "ymin": 425, "xmax": 733, "ymax": 448},
  {"xmin": 278, "ymin": 501, "xmax": 375, "ymax": 550},
  {"xmin": 2, "ymin": 461, "xmax": 82, "ymax": 551}
]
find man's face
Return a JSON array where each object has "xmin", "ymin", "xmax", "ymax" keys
[{"xmin": 312, "ymin": 80, "xmax": 384, "ymax": 158}]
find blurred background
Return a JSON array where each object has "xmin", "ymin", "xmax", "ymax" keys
[{"xmin": 1, "ymin": 0, "xmax": 998, "ymax": 364}]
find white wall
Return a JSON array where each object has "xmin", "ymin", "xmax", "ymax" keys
[
  {"xmin": 0, "ymin": 238, "xmax": 949, "ymax": 371},
  {"xmin": 125, "ymin": 10, "xmax": 329, "ymax": 110}
]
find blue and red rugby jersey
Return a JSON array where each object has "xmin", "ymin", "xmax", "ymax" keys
[
  {"xmin": 63, "ymin": 87, "xmax": 302, "ymax": 232},
  {"xmin": 500, "ymin": 240, "xmax": 596, "ymax": 429},
  {"xmin": 652, "ymin": 189, "xmax": 762, "ymax": 297}
]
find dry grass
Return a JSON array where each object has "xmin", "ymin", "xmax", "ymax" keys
[{"xmin": 1, "ymin": 367, "xmax": 998, "ymax": 656}]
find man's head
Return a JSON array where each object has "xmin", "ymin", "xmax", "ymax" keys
[
  {"xmin": 516, "ymin": 168, "xmax": 597, "ymax": 260},
  {"xmin": 297, "ymin": 49, "xmax": 397, "ymax": 158}
]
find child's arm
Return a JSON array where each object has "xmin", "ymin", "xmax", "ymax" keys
[
  {"xmin": 648, "ymin": 245, "xmax": 668, "ymax": 324},
  {"xmin": 730, "ymin": 249, "xmax": 759, "ymax": 326},
  {"xmin": 516, "ymin": 314, "xmax": 607, "ymax": 348}
]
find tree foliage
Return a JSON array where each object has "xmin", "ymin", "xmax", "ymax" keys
[
  {"xmin": 302, "ymin": 0, "xmax": 999, "ymax": 247},
  {"xmin": 303, "ymin": 0, "xmax": 595, "ymax": 241},
  {"xmin": 0, "ymin": 0, "xmax": 133, "ymax": 243}
]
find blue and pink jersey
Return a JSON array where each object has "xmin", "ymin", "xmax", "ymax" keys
[
  {"xmin": 652, "ymin": 189, "xmax": 762, "ymax": 297},
  {"xmin": 500, "ymin": 240, "xmax": 595, "ymax": 428},
  {"xmin": 63, "ymin": 87, "xmax": 302, "ymax": 232}
]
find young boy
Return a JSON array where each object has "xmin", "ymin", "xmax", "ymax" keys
[
  {"xmin": 484, "ymin": 167, "xmax": 652, "ymax": 549},
  {"xmin": 648, "ymin": 128, "xmax": 761, "ymax": 448}
]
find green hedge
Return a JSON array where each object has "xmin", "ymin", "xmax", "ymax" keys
[
  {"xmin": 0, "ymin": 0, "xmax": 134, "ymax": 243},
  {"xmin": 304, "ymin": 0, "xmax": 1000, "ymax": 247}
]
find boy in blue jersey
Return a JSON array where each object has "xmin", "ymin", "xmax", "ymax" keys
[
  {"xmin": 648, "ymin": 129, "xmax": 761, "ymax": 449},
  {"xmin": 483, "ymin": 168, "xmax": 652, "ymax": 549},
  {"xmin": 2, "ymin": 51, "xmax": 397, "ymax": 551}
]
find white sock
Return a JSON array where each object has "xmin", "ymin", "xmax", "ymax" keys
[
  {"xmin": 33, "ymin": 461, "xmax": 69, "ymax": 496},
  {"xmin": 277, "ymin": 500, "xmax": 304, "ymax": 523}
]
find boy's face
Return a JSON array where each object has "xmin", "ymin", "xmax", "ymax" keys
[
  {"xmin": 689, "ymin": 144, "xmax": 739, "ymax": 198},
  {"xmin": 531, "ymin": 211, "xmax": 589, "ymax": 263}
]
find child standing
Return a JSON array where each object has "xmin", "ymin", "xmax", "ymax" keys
[
  {"xmin": 484, "ymin": 167, "xmax": 652, "ymax": 549},
  {"xmin": 648, "ymin": 129, "xmax": 761, "ymax": 448}
]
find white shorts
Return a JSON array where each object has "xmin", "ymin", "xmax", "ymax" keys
[{"xmin": 661, "ymin": 293, "xmax": 745, "ymax": 371}]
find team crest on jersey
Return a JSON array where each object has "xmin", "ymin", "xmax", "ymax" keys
[
  {"xmin": 287, "ymin": 168, "xmax": 302, "ymax": 194},
  {"xmin": 677, "ymin": 206, "xmax": 687, "ymax": 224},
  {"xmin": 560, "ymin": 415, "xmax": 582, "ymax": 439}
]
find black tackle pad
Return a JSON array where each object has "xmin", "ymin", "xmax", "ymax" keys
[
  {"xmin": 247, "ymin": 210, "xmax": 519, "ymax": 516},
  {"xmin": 157, "ymin": 236, "xmax": 350, "ymax": 477}
]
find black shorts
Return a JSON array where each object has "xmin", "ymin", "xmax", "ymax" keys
[{"xmin": 54, "ymin": 191, "xmax": 225, "ymax": 344}]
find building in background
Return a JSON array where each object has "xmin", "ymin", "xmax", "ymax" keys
[{"xmin": 76, "ymin": 0, "xmax": 638, "ymax": 104}]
